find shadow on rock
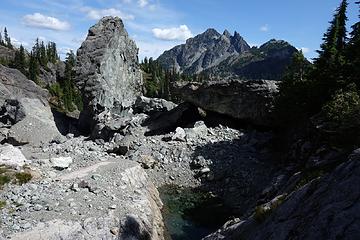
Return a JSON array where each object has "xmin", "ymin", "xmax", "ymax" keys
[
  {"xmin": 51, "ymin": 109, "xmax": 81, "ymax": 136},
  {"xmin": 190, "ymin": 132, "xmax": 277, "ymax": 216},
  {"xmin": 119, "ymin": 215, "xmax": 151, "ymax": 240},
  {"xmin": 142, "ymin": 103, "xmax": 203, "ymax": 136}
]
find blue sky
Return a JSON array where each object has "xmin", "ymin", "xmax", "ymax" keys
[{"xmin": 0, "ymin": 0, "xmax": 358, "ymax": 60}]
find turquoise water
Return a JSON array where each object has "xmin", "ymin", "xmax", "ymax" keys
[{"xmin": 159, "ymin": 185, "xmax": 231, "ymax": 240}]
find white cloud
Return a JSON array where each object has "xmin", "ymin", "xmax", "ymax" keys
[
  {"xmin": 260, "ymin": 24, "xmax": 269, "ymax": 32},
  {"xmin": 11, "ymin": 38, "xmax": 29, "ymax": 47},
  {"xmin": 300, "ymin": 47, "xmax": 310, "ymax": 54},
  {"xmin": 81, "ymin": 7, "xmax": 135, "ymax": 21},
  {"xmin": 138, "ymin": 0, "xmax": 149, "ymax": 8},
  {"xmin": 152, "ymin": 25, "xmax": 193, "ymax": 41},
  {"xmin": 137, "ymin": 40, "xmax": 180, "ymax": 60},
  {"xmin": 22, "ymin": 13, "xmax": 70, "ymax": 31}
]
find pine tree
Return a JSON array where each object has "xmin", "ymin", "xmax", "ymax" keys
[
  {"xmin": 62, "ymin": 50, "xmax": 77, "ymax": 111},
  {"xmin": 315, "ymin": 0, "xmax": 348, "ymax": 64},
  {"xmin": 346, "ymin": 1, "xmax": 360, "ymax": 86},
  {"xmin": 0, "ymin": 32, "xmax": 4, "ymax": 46},
  {"xmin": 13, "ymin": 45, "xmax": 27, "ymax": 75},
  {"xmin": 312, "ymin": 0, "xmax": 348, "ymax": 107},
  {"xmin": 283, "ymin": 51, "xmax": 310, "ymax": 82},
  {"xmin": 3, "ymin": 28, "xmax": 12, "ymax": 49},
  {"xmin": 28, "ymin": 51, "xmax": 39, "ymax": 83},
  {"xmin": 39, "ymin": 41, "xmax": 47, "ymax": 66},
  {"xmin": 46, "ymin": 42, "xmax": 58, "ymax": 64}
]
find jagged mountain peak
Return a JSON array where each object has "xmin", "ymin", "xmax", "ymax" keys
[
  {"xmin": 203, "ymin": 28, "xmax": 220, "ymax": 35},
  {"xmin": 223, "ymin": 29, "xmax": 231, "ymax": 38},
  {"xmin": 158, "ymin": 28, "xmax": 251, "ymax": 74}
]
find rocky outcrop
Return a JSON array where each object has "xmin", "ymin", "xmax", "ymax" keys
[
  {"xmin": 0, "ymin": 46, "xmax": 15, "ymax": 63},
  {"xmin": 39, "ymin": 61, "xmax": 66, "ymax": 86},
  {"xmin": 76, "ymin": 16, "xmax": 143, "ymax": 132},
  {"xmin": 157, "ymin": 29, "xmax": 250, "ymax": 75},
  {"xmin": 0, "ymin": 65, "xmax": 48, "ymax": 106},
  {"xmin": 174, "ymin": 80, "xmax": 278, "ymax": 126},
  {"xmin": 204, "ymin": 151, "xmax": 360, "ymax": 240}
]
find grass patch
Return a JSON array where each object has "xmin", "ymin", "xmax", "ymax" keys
[
  {"xmin": 0, "ymin": 175, "xmax": 11, "ymax": 187},
  {"xmin": 15, "ymin": 172, "xmax": 32, "ymax": 185},
  {"xmin": 254, "ymin": 194, "xmax": 287, "ymax": 223},
  {"xmin": 0, "ymin": 200, "xmax": 6, "ymax": 209},
  {"xmin": 0, "ymin": 164, "xmax": 32, "ymax": 188}
]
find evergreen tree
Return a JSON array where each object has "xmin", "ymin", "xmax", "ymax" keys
[
  {"xmin": 346, "ymin": 1, "xmax": 360, "ymax": 86},
  {"xmin": 46, "ymin": 42, "xmax": 58, "ymax": 64},
  {"xmin": 39, "ymin": 41, "xmax": 47, "ymax": 66},
  {"xmin": 62, "ymin": 50, "xmax": 79, "ymax": 111},
  {"xmin": 3, "ymin": 28, "xmax": 12, "ymax": 49},
  {"xmin": 0, "ymin": 32, "xmax": 4, "ymax": 46},
  {"xmin": 13, "ymin": 45, "xmax": 27, "ymax": 75},
  {"xmin": 28, "ymin": 51, "xmax": 39, "ymax": 83},
  {"xmin": 283, "ymin": 51, "xmax": 310, "ymax": 82},
  {"xmin": 311, "ymin": 0, "xmax": 348, "ymax": 109}
]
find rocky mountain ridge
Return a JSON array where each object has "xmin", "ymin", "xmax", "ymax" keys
[{"xmin": 157, "ymin": 29, "xmax": 298, "ymax": 80}]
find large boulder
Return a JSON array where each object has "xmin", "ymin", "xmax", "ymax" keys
[
  {"xmin": 134, "ymin": 96, "xmax": 177, "ymax": 114},
  {"xmin": 76, "ymin": 16, "xmax": 143, "ymax": 132},
  {"xmin": 0, "ymin": 64, "xmax": 48, "ymax": 106},
  {"xmin": 0, "ymin": 144, "xmax": 28, "ymax": 168},
  {"xmin": 174, "ymin": 80, "xmax": 278, "ymax": 126},
  {"xmin": 3, "ymin": 98, "xmax": 62, "ymax": 146}
]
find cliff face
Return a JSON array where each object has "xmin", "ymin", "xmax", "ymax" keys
[
  {"xmin": 76, "ymin": 16, "xmax": 143, "ymax": 132},
  {"xmin": 173, "ymin": 79, "xmax": 278, "ymax": 126}
]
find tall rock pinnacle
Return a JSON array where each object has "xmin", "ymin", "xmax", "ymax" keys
[{"xmin": 76, "ymin": 16, "xmax": 143, "ymax": 132}]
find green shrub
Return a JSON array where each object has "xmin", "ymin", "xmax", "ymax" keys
[
  {"xmin": 320, "ymin": 84, "xmax": 360, "ymax": 145},
  {"xmin": 322, "ymin": 84, "xmax": 360, "ymax": 127}
]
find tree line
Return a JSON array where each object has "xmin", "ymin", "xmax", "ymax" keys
[
  {"xmin": 276, "ymin": 0, "xmax": 360, "ymax": 146},
  {"xmin": 140, "ymin": 57, "xmax": 208, "ymax": 101}
]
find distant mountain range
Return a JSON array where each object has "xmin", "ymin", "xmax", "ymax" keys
[{"xmin": 157, "ymin": 29, "xmax": 298, "ymax": 80}]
